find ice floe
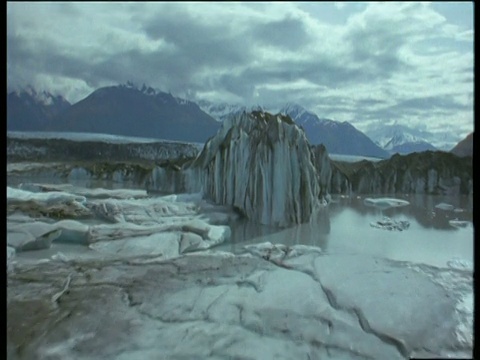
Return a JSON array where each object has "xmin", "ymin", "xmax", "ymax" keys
[
  {"xmin": 363, "ymin": 197, "xmax": 410, "ymax": 209},
  {"xmin": 448, "ymin": 220, "xmax": 472, "ymax": 229},
  {"xmin": 434, "ymin": 202, "xmax": 454, "ymax": 211}
]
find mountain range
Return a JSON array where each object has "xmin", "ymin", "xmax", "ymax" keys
[
  {"xmin": 365, "ymin": 123, "xmax": 453, "ymax": 154},
  {"xmin": 7, "ymin": 83, "xmax": 221, "ymax": 143},
  {"xmin": 7, "ymin": 84, "xmax": 468, "ymax": 158},
  {"xmin": 278, "ymin": 104, "xmax": 390, "ymax": 159}
]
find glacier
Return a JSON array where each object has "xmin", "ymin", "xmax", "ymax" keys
[{"xmin": 187, "ymin": 111, "xmax": 322, "ymax": 227}]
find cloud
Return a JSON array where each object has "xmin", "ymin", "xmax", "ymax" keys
[{"xmin": 6, "ymin": 2, "xmax": 473, "ymax": 142}]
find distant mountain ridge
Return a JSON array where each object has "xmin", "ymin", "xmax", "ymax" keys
[
  {"xmin": 366, "ymin": 123, "xmax": 448, "ymax": 154},
  {"xmin": 450, "ymin": 132, "xmax": 473, "ymax": 157},
  {"xmin": 382, "ymin": 132, "xmax": 438, "ymax": 155},
  {"xmin": 7, "ymin": 87, "xmax": 71, "ymax": 131},
  {"xmin": 9, "ymin": 84, "xmax": 465, "ymax": 153},
  {"xmin": 8, "ymin": 83, "xmax": 221, "ymax": 143},
  {"xmin": 279, "ymin": 104, "xmax": 390, "ymax": 159}
]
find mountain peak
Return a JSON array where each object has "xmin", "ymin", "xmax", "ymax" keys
[
  {"xmin": 11, "ymin": 86, "xmax": 69, "ymax": 107},
  {"xmin": 7, "ymin": 86, "xmax": 71, "ymax": 131},
  {"xmin": 279, "ymin": 103, "xmax": 307, "ymax": 119},
  {"xmin": 117, "ymin": 82, "xmax": 157, "ymax": 96}
]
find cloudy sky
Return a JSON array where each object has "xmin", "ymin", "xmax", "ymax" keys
[{"xmin": 7, "ymin": 2, "xmax": 474, "ymax": 140}]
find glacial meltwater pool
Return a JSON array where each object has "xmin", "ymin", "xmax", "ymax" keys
[{"xmin": 220, "ymin": 194, "xmax": 474, "ymax": 270}]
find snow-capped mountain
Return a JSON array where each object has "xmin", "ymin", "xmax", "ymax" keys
[
  {"xmin": 382, "ymin": 132, "xmax": 438, "ymax": 154},
  {"xmin": 198, "ymin": 100, "xmax": 264, "ymax": 122},
  {"xmin": 279, "ymin": 104, "xmax": 390, "ymax": 159},
  {"xmin": 280, "ymin": 103, "xmax": 327, "ymax": 129},
  {"xmin": 7, "ymin": 87, "xmax": 71, "ymax": 131},
  {"xmin": 366, "ymin": 124, "xmax": 449, "ymax": 154},
  {"xmin": 48, "ymin": 83, "xmax": 221, "ymax": 143}
]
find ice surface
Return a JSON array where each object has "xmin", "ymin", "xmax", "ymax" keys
[
  {"xmin": 447, "ymin": 258, "xmax": 474, "ymax": 272},
  {"xmin": 89, "ymin": 224, "xmax": 230, "ymax": 259},
  {"xmin": 455, "ymin": 292, "xmax": 473, "ymax": 346},
  {"xmin": 7, "ymin": 249, "xmax": 472, "ymax": 359},
  {"xmin": 19, "ymin": 183, "xmax": 148, "ymax": 199},
  {"xmin": 7, "ymin": 222, "xmax": 62, "ymax": 251},
  {"xmin": 90, "ymin": 232, "xmax": 181, "ymax": 259},
  {"xmin": 370, "ymin": 216, "xmax": 410, "ymax": 231},
  {"xmin": 53, "ymin": 220, "xmax": 90, "ymax": 244},
  {"xmin": 7, "ymin": 186, "xmax": 87, "ymax": 205}
]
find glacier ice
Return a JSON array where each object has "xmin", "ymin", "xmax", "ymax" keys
[
  {"xmin": 7, "ymin": 222, "xmax": 62, "ymax": 251},
  {"xmin": 19, "ymin": 183, "xmax": 149, "ymax": 200},
  {"xmin": 369, "ymin": 216, "xmax": 410, "ymax": 231},
  {"xmin": 189, "ymin": 111, "xmax": 321, "ymax": 226},
  {"xmin": 7, "ymin": 186, "xmax": 87, "ymax": 206}
]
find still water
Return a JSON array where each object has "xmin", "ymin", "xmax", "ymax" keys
[{"xmin": 219, "ymin": 194, "xmax": 474, "ymax": 269}]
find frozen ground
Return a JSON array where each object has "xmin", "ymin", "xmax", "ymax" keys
[{"xmin": 6, "ymin": 184, "xmax": 474, "ymax": 359}]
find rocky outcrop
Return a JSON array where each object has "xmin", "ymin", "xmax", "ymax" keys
[
  {"xmin": 189, "ymin": 111, "xmax": 321, "ymax": 227},
  {"xmin": 311, "ymin": 144, "xmax": 351, "ymax": 198},
  {"xmin": 7, "ymin": 133, "xmax": 200, "ymax": 163},
  {"xmin": 347, "ymin": 151, "xmax": 472, "ymax": 195}
]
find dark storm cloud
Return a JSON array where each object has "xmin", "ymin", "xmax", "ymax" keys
[
  {"xmin": 349, "ymin": 95, "xmax": 472, "ymax": 125},
  {"xmin": 6, "ymin": 2, "xmax": 473, "ymax": 140},
  {"xmin": 142, "ymin": 8, "xmax": 253, "ymax": 68},
  {"xmin": 393, "ymin": 95, "xmax": 470, "ymax": 112},
  {"xmin": 344, "ymin": 22, "xmax": 410, "ymax": 77},
  {"xmin": 252, "ymin": 15, "xmax": 312, "ymax": 50}
]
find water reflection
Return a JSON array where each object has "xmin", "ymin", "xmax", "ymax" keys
[
  {"xmin": 222, "ymin": 207, "xmax": 331, "ymax": 252},
  {"xmin": 333, "ymin": 194, "xmax": 473, "ymax": 230},
  {"xmin": 223, "ymin": 194, "xmax": 473, "ymax": 268}
]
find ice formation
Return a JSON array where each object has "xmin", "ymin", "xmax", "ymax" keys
[
  {"xmin": 190, "ymin": 111, "xmax": 321, "ymax": 226},
  {"xmin": 370, "ymin": 217, "xmax": 410, "ymax": 231}
]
